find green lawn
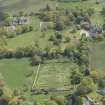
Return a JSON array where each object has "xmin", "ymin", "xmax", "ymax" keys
[
  {"xmin": 35, "ymin": 62, "xmax": 78, "ymax": 88},
  {"xmin": 0, "ymin": 58, "xmax": 75, "ymax": 103},
  {"xmin": 0, "ymin": 58, "xmax": 37, "ymax": 88},
  {"xmin": 0, "ymin": 56, "xmax": 78, "ymax": 89},
  {"xmin": 6, "ymin": 16, "xmax": 54, "ymax": 49},
  {"xmin": 0, "ymin": 58, "xmax": 77, "ymax": 88},
  {"xmin": 90, "ymin": 41, "xmax": 105, "ymax": 72},
  {"xmin": 0, "ymin": 0, "xmax": 56, "ymax": 13},
  {"xmin": 6, "ymin": 30, "xmax": 54, "ymax": 49}
]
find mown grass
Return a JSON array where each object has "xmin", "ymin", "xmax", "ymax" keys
[
  {"xmin": 35, "ymin": 62, "xmax": 78, "ymax": 88},
  {"xmin": 0, "ymin": 58, "xmax": 77, "ymax": 88},
  {"xmin": 0, "ymin": 58, "xmax": 75, "ymax": 103},
  {"xmin": 0, "ymin": 0, "xmax": 56, "ymax": 13},
  {"xmin": 0, "ymin": 58, "xmax": 37, "ymax": 88},
  {"xmin": 6, "ymin": 30, "xmax": 54, "ymax": 49},
  {"xmin": 6, "ymin": 16, "xmax": 54, "ymax": 49},
  {"xmin": 90, "ymin": 41, "xmax": 105, "ymax": 73}
]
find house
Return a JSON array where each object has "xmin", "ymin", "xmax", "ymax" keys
[
  {"xmin": 11, "ymin": 16, "xmax": 30, "ymax": 25},
  {"xmin": 80, "ymin": 22, "xmax": 103, "ymax": 38},
  {"xmin": 80, "ymin": 29, "xmax": 90, "ymax": 37},
  {"xmin": 83, "ymin": 96, "xmax": 99, "ymax": 105}
]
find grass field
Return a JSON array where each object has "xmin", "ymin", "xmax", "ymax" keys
[
  {"xmin": 35, "ymin": 62, "xmax": 78, "ymax": 88},
  {"xmin": 0, "ymin": 0, "xmax": 105, "ymax": 103},
  {"xmin": 0, "ymin": 58, "xmax": 76, "ymax": 103},
  {"xmin": 0, "ymin": 0, "xmax": 56, "ymax": 13},
  {"xmin": 0, "ymin": 58, "xmax": 75, "ymax": 103},
  {"xmin": 0, "ymin": 58, "xmax": 77, "ymax": 88},
  {"xmin": 0, "ymin": 58, "xmax": 36, "ymax": 88},
  {"xmin": 6, "ymin": 16, "xmax": 54, "ymax": 49},
  {"xmin": 6, "ymin": 30, "xmax": 54, "ymax": 49},
  {"xmin": 90, "ymin": 41, "xmax": 105, "ymax": 73}
]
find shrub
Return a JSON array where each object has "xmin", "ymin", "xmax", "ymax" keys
[
  {"xmin": 31, "ymin": 55, "xmax": 43, "ymax": 66},
  {"xmin": 77, "ymin": 77, "xmax": 95, "ymax": 95}
]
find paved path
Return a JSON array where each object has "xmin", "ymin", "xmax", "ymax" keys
[{"xmin": 32, "ymin": 64, "xmax": 41, "ymax": 89}]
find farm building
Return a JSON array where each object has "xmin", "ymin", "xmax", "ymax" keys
[
  {"xmin": 11, "ymin": 16, "xmax": 30, "ymax": 25},
  {"xmin": 80, "ymin": 22, "xmax": 103, "ymax": 38}
]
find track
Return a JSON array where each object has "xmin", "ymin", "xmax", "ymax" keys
[{"xmin": 32, "ymin": 64, "xmax": 41, "ymax": 89}]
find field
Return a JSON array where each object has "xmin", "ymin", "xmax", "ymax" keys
[
  {"xmin": 0, "ymin": 0, "xmax": 56, "ymax": 13},
  {"xmin": 6, "ymin": 30, "xmax": 54, "ymax": 49},
  {"xmin": 0, "ymin": 58, "xmax": 77, "ymax": 103},
  {"xmin": 90, "ymin": 41, "xmax": 105, "ymax": 73},
  {"xmin": 0, "ymin": 0, "xmax": 105, "ymax": 104},
  {"xmin": 6, "ymin": 16, "xmax": 55, "ymax": 49},
  {"xmin": 0, "ymin": 58, "xmax": 35, "ymax": 88},
  {"xmin": 0, "ymin": 58, "xmax": 77, "ymax": 88}
]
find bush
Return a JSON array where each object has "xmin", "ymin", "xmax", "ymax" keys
[
  {"xmin": 31, "ymin": 55, "xmax": 43, "ymax": 66},
  {"xmin": 77, "ymin": 77, "xmax": 95, "ymax": 95},
  {"xmin": 64, "ymin": 36, "xmax": 71, "ymax": 43},
  {"xmin": 15, "ymin": 48, "xmax": 25, "ymax": 58},
  {"xmin": 52, "ymin": 95, "xmax": 65, "ymax": 105},
  {"xmin": 55, "ymin": 32, "xmax": 62, "ymax": 39},
  {"xmin": 70, "ymin": 27, "xmax": 77, "ymax": 33}
]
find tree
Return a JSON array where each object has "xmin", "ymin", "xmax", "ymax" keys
[
  {"xmin": 55, "ymin": 16, "xmax": 65, "ymax": 31},
  {"xmin": 0, "ymin": 12, "xmax": 9, "ymax": 22},
  {"xmin": 77, "ymin": 77, "xmax": 95, "ymax": 95},
  {"xmin": 98, "ymin": 79, "xmax": 105, "ymax": 89},
  {"xmin": 70, "ymin": 69, "xmax": 83, "ymax": 89},
  {"xmin": 84, "ymin": 68, "xmax": 90, "ymax": 76},
  {"xmin": 31, "ymin": 55, "xmax": 42, "ymax": 66},
  {"xmin": 79, "ymin": 54, "xmax": 89, "ymax": 66},
  {"xmin": 55, "ymin": 32, "xmax": 62, "ymax": 40},
  {"xmin": 15, "ymin": 48, "xmax": 24, "ymax": 58},
  {"xmin": 69, "ymin": 94, "xmax": 83, "ymax": 105},
  {"xmin": 64, "ymin": 43, "xmax": 74, "ymax": 57},
  {"xmin": 0, "ymin": 73, "xmax": 4, "ymax": 88},
  {"xmin": 101, "ymin": 7, "xmax": 105, "ymax": 16},
  {"xmin": 53, "ymin": 95, "xmax": 66, "ymax": 105},
  {"xmin": 46, "ymin": 4, "xmax": 51, "ymax": 11},
  {"xmin": 19, "ymin": 11, "xmax": 24, "ymax": 16},
  {"xmin": 90, "ymin": 70, "xmax": 98, "ymax": 83},
  {"xmin": 76, "ymin": 16, "xmax": 83, "ymax": 24},
  {"xmin": 64, "ymin": 36, "xmax": 71, "ymax": 43}
]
